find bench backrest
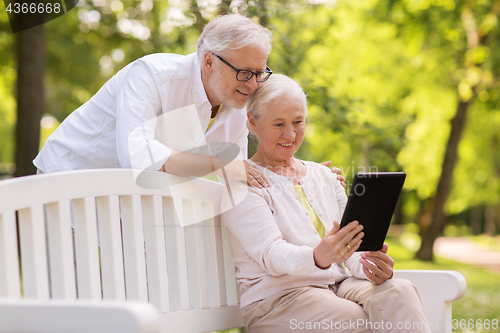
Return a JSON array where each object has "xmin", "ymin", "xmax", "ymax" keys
[{"xmin": 0, "ymin": 169, "xmax": 244, "ymax": 332}]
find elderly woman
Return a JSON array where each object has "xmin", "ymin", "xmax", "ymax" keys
[{"xmin": 222, "ymin": 74, "xmax": 430, "ymax": 333}]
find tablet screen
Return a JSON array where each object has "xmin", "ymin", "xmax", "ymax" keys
[{"xmin": 340, "ymin": 172, "xmax": 406, "ymax": 251}]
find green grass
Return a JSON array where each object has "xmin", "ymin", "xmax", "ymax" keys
[{"xmin": 214, "ymin": 237, "xmax": 500, "ymax": 333}]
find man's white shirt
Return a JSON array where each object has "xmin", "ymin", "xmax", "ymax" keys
[{"xmin": 34, "ymin": 52, "xmax": 249, "ymax": 173}]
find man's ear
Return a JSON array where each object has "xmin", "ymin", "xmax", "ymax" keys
[{"xmin": 203, "ymin": 51, "xmax": 214, "ymax": 72}]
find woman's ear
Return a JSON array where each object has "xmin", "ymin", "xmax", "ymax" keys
[{"xmin": 247, "ymin": 113, "xmax": 258, "ymax": 133}]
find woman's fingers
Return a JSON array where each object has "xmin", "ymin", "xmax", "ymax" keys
[
  {"xmin": 342, "ymin": 231, "xmax": 363, "ymax": 260},
  {"xmin": 347, "ymin": 231, "xmax": 364, "ymax": 251},
  {"xmin": 326, "ymin": 221, "xmax": 340, "ymax": 237},
  {"xmin": 362, "ymin": 251, "xmax": 395, "ymax": 269},
  {"xmin": 326, "ymin": 220, "xmax": 358, "ymax": 238},
  {"xmin": 329, "ymin": 221, "xmax": 364, "ymax": 259},
  {"xmin": 360, "ymin": 250, "xmax": 395, "ymax": 284},
  {"xmin": 362, "ymin": 266, "xmax": 384, "ymax": 284},
  {"xmin": 337, "ymin": 221, "xmax": 363, "ymax": 246},
  {"xmin": 315, "ymin": 221, "xmax": 365, "ymax": 268},
  {"xmin": 361, "ymin": 260, "xmax": 392, "ymax": 284}
]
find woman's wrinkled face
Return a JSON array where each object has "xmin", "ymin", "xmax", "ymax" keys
[{"xmin": 250, "ymin": 94, "xmax": 307, "ymax": 162}]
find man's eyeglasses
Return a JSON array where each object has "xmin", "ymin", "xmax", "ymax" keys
[{"xmin": 211, "ymin": 52, "xmax": 272, "ymax": 83}]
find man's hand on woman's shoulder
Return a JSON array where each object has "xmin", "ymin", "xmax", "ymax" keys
[{"xmin": 320, "ymin": 161, "xmax": 346, "ymax": 189}]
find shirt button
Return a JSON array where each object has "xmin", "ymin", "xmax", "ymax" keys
[
  {"xmin": 305, "ymin": 212, "xmax": 309, "ymax": 216},
  {"xmin": 319, "ymin": 213, "xmax": 323, "ymax": 217},
  {"xmin": 203, "ymin": 114, "xmax": 208, "ymax": 118}
]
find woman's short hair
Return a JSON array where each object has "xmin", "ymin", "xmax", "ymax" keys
[
  {"xmin": 197, "ymin": 14, "xmax": 273, "ymax": 64},
  {"xmin": 246, "ymin": 74, "xmax": 308, "ymax": 134}
]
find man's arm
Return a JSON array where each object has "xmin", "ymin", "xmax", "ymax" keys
[{"xmin": 162, "ymin": 149, "xmax": 268, "ymax": 188}]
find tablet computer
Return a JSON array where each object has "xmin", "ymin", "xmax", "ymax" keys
[{"xmin": 340, "ymin": 172, "xmax": 406, "ymax": 251}]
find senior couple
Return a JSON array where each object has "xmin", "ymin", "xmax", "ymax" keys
[{"xmin": 35, "ymin": 13, "xmax": 430, "ymax": 333}]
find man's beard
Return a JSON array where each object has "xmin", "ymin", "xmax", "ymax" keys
[{"xmin": 211, "ymin": 69, "xmax": 247, "ymax": 110}]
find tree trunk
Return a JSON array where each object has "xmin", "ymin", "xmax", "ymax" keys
[
  {"xmin": 219, "ymin": 0, "xmax": 232, "ymax": 15},
  {"xmin": 416, "ymin": 99, "xmax": 470, "ymax": 261},
  {"xmin": 485, "ymin": 205, "xmax": 497, "ymax": 236},
  {"xmin": 470, "ymin": 206, "xmax": 482, "ymax": 235},
  {"xmin": 415, "ymin": 1, "xmax": 500, "ymax": 260},
  {"xmin": 15, "ymin": 24, "xmax": 45, "ymax": 177},
  {"xmin": 497, "ymin": 204, "xmax": 500, "ymax": 234},
  {"xmin": 190, "ymin": 0, "xmax": 208, "ymax": 33},
  {"xmin": 257, "ymin": 0, "xmax": 268, "ymax": 27}
]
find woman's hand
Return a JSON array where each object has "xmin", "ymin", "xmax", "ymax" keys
[
  {"xmin": 359, "ymin": 243, "xmax": 395, "ymax": 284},
  {"xmin": 320, "ymin": 161, "xmax": 346, "ymax": 189},
  {"xmin": 244, "ymin": 160, "xmax": 269, "ymax": 188},
  {"xmin": 313, "ymin": 221, "xmax": 364, "ymax": 269}
]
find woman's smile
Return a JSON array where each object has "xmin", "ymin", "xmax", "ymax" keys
[{"xmin": 278, "ymin": 142, "xmax": 295, "ymax": 149}]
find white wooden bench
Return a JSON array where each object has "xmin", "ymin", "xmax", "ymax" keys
[{"xmin": 0, "ymin": 169, "xmax": 466, "ymax": 333}]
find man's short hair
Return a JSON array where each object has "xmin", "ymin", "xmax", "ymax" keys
[{"xmin": 197, "ymin": 14, "xmax": 273, "ymax": 65}]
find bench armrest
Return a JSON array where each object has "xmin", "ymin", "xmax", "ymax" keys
[
  {"xmin": 0, "ymin": 299, "xmax": 160, "ymax": 333},
  {"xmin": 394, "ymin": 270, "xmax": 466, "ymax": 333}
]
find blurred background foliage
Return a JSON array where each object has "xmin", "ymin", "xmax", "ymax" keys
[{"xmin": 0, "ymin": 0, "xmax": 499, "ymax": 260}]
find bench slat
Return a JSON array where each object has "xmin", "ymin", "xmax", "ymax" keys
[
  {"xmin": 0, "ymin": 211, "xmax": 21, "ymax": 299},
  {"xmin": 120, "ymin": 195, "xmax": 149, "ymax": 302},
  {"xmin": 184, "ymin": 200, "xmax": 210, "ymax": 310},
  {"xmin": 18, "ymin": 205, "xmax": 50, "ymax": 299},
  {"xmin": 46, "ymin": 200, "xmax": 77, "ymax": 299},
  {"xmin": 96, "ymin": 196, "xmax": 126, "ymax": 300},
  {"xmin": 142, "ymin": 195, "xmax": 170, "ymax": 312},
  {"xmin": 163, "ymin": 197, "xmax": 190, "ymax": 311},
  {"xmin": 201, "ymin": 203, "xmax": 223, "ymax": 308},
  {"xmin": 73, "ymin": 197, "xmax": 102, "ymax": 300},
  {"xmin": 221, "ymin": 224, "xmax": 238, "ymax": 306},
  {"xmin": 213, "ymin": 212, "xmax": 229, "ymax": 307}
]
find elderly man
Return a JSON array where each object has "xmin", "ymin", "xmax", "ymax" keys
[{"xmin": 34, "ymin": 14, "xmax": 344, "ymax": 188}]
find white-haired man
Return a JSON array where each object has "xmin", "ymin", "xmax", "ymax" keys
[{"xmin": 34, "ymin": 14, "xmax": 344, "ymax": 188}]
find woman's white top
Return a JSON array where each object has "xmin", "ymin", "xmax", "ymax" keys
[{"xmin": 222, "ymin": 160, "xmax": 368, "ymax": 308}]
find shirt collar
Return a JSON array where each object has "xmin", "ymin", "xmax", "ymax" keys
[{"xmin": 190, "ymin": 53, "xmax": 210, "ymax": 108}]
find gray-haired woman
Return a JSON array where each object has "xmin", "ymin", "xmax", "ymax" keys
[{"xmin": 222, "ymin": 74, "xmax": 430, "ymax": 333}]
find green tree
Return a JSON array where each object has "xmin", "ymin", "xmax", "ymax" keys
[
  {"xmin": 376, "ymin": 0, "xmax": 500, "ymax": 260},
  {"xmin": 0, "ymin": 10, "xmax": 15, "ymax": 168},
  {"xmin": 265, "ymin": 0, "xmax": 500, "ymax": 261}
]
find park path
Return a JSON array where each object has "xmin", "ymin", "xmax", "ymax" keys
[{"xmin": 434, "ymin": 237, "xmax": 500, "ymax": 273}]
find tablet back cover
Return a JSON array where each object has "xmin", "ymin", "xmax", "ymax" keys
[{"xmin": 340, "ymin": 172, "xmax": 406, "ymax": 251}]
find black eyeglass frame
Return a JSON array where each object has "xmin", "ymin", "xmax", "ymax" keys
[{"xmin": 211, "ymin": 52, "xmax": 273, "ymax": 83}]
